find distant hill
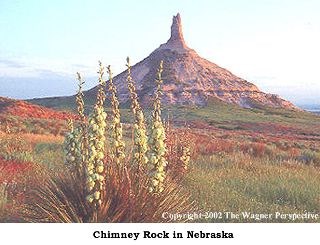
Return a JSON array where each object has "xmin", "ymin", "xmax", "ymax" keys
[
  {"xmin": 0, "ymin": 96, "xmax": 77, "ymax": 135},
  {"xmin": 0, "ymin": 96, "xmax": 77, "ymax": 120}
]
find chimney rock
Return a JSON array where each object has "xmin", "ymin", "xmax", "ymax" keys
[{"xmin": 166, "ymin": 13, "xmax": 187, "ymax": 48}]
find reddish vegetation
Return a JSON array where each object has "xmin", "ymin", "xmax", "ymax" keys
[
  {"xmin": 0, "ymin": 97, "xmax": 77, "ymax": 120},
  {"xmin": 0, "ymin": 158, "xmax": 47, "ymax": 218},
  {"xmin": 0, "ymin": 159, "xmax": 33, "ymax": 211},
  {"xmin": 166, "ymin": 118, "xmax": 320, "ymax": 163},
  {"xmin": 0, "ymin": 158, "xmax": 33, "ymax": 182}
]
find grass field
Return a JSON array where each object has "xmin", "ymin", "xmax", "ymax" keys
[
  {"xmin": 0, "ymin": 102, "xmax": 319, "ymax": 222},
  {"xmin": 185, "ymin": 153, "xmax": 320, "ymax": 222}
]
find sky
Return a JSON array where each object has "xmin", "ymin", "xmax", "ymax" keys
[{"xmin": 0, "ymin": 0, "xmax": 320, "ymax": 106}]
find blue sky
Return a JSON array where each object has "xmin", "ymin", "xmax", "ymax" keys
[{"xmin": 0, "ymin": 0, "xmax": 319, "ymax": 106}]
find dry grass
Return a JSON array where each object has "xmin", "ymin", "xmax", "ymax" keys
[{"xmin": 0, "ymin": 132, "xmax": 63, "ymax": 145}]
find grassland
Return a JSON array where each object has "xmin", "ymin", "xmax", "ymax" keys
[
  {"xmin": 0, "ymin": 101, "xmax": 319, "ymax": 222},
  {"xmin": 185, "ymin": 153, "xmax": 320, "ymax": 222}
]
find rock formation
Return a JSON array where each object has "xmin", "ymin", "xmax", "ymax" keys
[{"xmin": 84, "ymin": 13, "xmax": 296, "ymax": 109}]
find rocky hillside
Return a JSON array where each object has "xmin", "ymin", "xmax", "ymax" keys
[{"xmin": 84, "ymin": 13, "xmax": 296, "ymax": 109}]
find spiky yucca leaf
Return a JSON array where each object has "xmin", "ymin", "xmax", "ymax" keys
[
  {"xmin": 20, "ymin": 163, "xmax": 195, "ymax": 223},
  {"xmin": 20, "ymin": 169, "xmax": 90, "ymax": 222}
]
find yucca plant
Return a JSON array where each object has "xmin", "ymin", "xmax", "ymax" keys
[
  {"xmin": 107, "ymin": 65, "xmax": 126, "ymax": 165},
  {"xmin": 148, "ymin": 61, "xmax": 167, "ymax": 193},
  {"xmin": 19, "ymin": 60, "xmax": 196, "ymax": 223},
  {"xmin": 126, "ymin": 57, "xmax": 148, "ymax": 170},
  {"xmin": 63, "ymin": 73, "xmax": 88, "ymax": 172}
]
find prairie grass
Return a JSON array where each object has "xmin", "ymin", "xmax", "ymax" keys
[
  {"xmin": 184, "ymin": 152, "xmax": 320, "ymax": 222},
  {"xmin": 0, "ymin": 132, "xmax": 63, "ymax": 167},
  {"xmin": 0, "ymin": 119, "xmax": 319, "ymax": 223},
  {"xmin": 33, "ymin": 143, "xmax": 64, "ymax": 169}
]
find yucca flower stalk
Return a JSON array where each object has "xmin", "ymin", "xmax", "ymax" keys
[
  {"xmin": 76, "ymin": 72, "xmax": 86, "ymax": 123},
  {"xmin": 86, "ymin": 61, "xmax": 107, "ymax": 207},
  {"xmin": 107, "ymin": 65, "xmax": 126, "ymax": 165},
  {"xmin": 126, "ymin": 57, "xmax": 148, "ymax": 169},
  {"xmin": 63, "ymin": 119, "xmax": 81, "ymax": 170},
  {"xmin": 148, "ymin": 60, "xmax": 167, "ymax": 193},
  {"xmin": 76, "ymin": 72, "xmax": 89, "ymax": 171}
]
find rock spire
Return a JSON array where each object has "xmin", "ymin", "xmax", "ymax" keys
[{"xmin": 166, "ymin": 13, "xmax": 187, "ymax": 48}]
